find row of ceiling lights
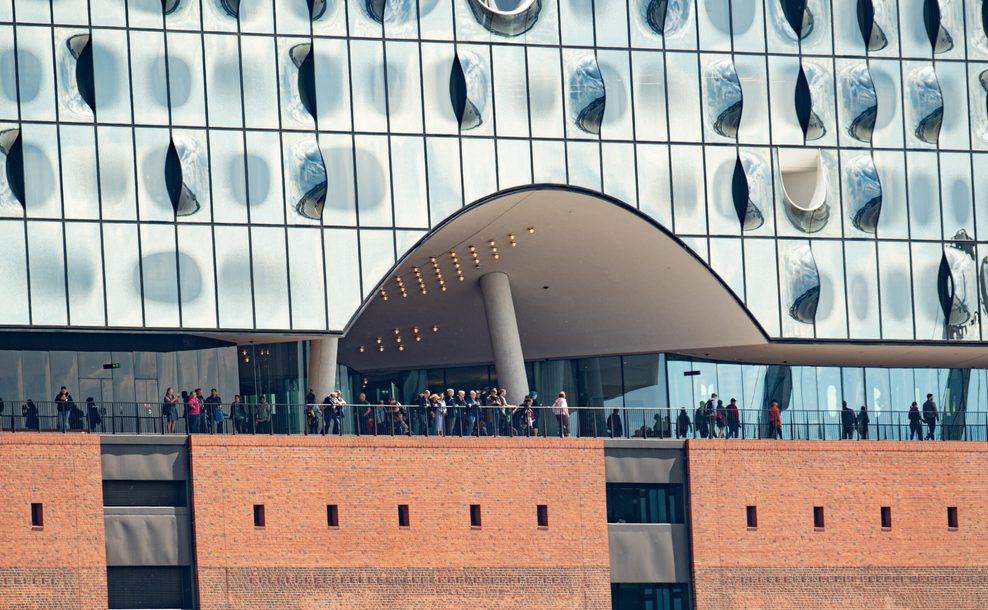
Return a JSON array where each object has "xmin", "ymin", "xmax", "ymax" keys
[
  {"xmin": 377, "ymin": 227, "xmax": 534, "ymax": 302},
  {"xmin": 359, "ymin": 325, "xmax": 439, "ymax": 353},
  {"xmin": 361, "ymin": 227, "xmax": 534, "ymax": 355}
]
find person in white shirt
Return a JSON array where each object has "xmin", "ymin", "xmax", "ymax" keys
[{"xmin": 552, "ymin": 391, "xmax": 570, "ymax": 436}]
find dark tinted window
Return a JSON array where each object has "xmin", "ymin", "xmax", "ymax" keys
[
  {"xmin": 814, "ymin": 506, "xmax": 825, "ymax": 529},
  {"xmin": 102, "ymin": 481, "xmax": 187, "ymax": 507},
  {"xmin": 606, "ymin": 484, "xmax": 685, "ymax": 524},
  {"xmin": 611, "ymin": 583, "xmax": 690, "ymax": 610},
  {"xmin": 398, "ymin": 504, "xmax": 409, "ymax": 527},
  {"xmin": 31, "ymin": 503, "xmax": 43, "ymax": 527},
  {"xmin": 107, "ymin": 566, "xmax": 194, "ymax": 609},
  {"xmin": 746, "ymin": 505, "xmax": 757, "ymax": 528}
]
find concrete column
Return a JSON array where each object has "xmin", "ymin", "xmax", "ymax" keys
[
  {"xmin": 479, "ymin": 272, "xmax": 528, "ymax": 405},
  {"xmin": 307, "ymin": 337, "xmax": 339, "ymax": 400}
]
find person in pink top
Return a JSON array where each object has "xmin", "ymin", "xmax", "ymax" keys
[
  {"xmin": 552, "ymin": 391, "xmax": 570, "ymax": 437},
  {"xmin": 187, "ymin": 390, "xmax": 201, "ymax": 434}
]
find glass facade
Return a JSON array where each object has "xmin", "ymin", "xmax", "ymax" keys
[
  {"xmin": 368, "ymin": 352, "xmax": 988, "ymax": 439},
  {"xmin": 606, "ymin": 483, "xmax": 685, "ymax": 524},
  {"xmin": 0, "ymin": 0, "xmax": 986, "ymax": 345}
]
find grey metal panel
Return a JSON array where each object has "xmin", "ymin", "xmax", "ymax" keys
[
  {"xmin": 101, "ymin": 441, "xmax": 189, "ymax": 480},
  {"xmin": 608, "ymin": 524, "xmax": 691, "ymax": 583},
  {"xmin": 0, "ymin": 351, "xmax": 24, "ymax": 403},
  {"xmin": 604, "ymin": 444, "xmax": 686, "ymax": 484},
  {"xmin": 111, "ymin": 351, "xmax": 136, "ymax": 403},
  {"xmin": 22, "ymin": 351, "xmax": 51, "ymax": 401},
  {"xmin": 200, "ymin": 348, "xmax": 219, "ymax": 394},
  {"xmin": 49, "ymin": 351, "xmax": 79, "ymax": 398},
  {"xmin": 78, "ymin": 351, "xmax": 113, "ymax": 379},
  {"xmin": 157, "ymin": 352, "xmax": 178, "ymax": 398},
  {"xmin": 104, "ymin": 512, "xmax": 192, "ymax": 566},
  {"xmin": 177, "ymin": 350, "xmax": 198, "ymax": 393},
  {"xmin": 134, "ymin": 351, "xmax": 157, "ymax": 380},
  {"xmin": 217, "ymin": 346, "xmax": 240, "ymax": 401}
]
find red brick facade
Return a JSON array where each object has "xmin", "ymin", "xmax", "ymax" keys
[
  {"xmin": 687, "ymin": 440, "xmax": 988, "ymax": 609},
  {"xmin": 0, "ymin": 434, "xmax": 107, "ymax": 609},
  {"xmin": 188, "ymin": 435, "xmax": 611, "ymax": 609}
]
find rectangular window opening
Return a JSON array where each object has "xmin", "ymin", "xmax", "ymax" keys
[
  {"xmin": 746, "ymin": 505, "xmax": 757, "ymax": 529},
  {"xmin": 813, "ymin": 506, "xmax": 825, "ymax": 529},
  {"xmin": 398, "ymin": 504, "xmax": 410, "ymax": 527},
  {"xmin": 31, "ymin": 503, "xmax": 43, "ymax": 528},
  {"xmin": 881, "ymin": 506, "xmax": 892, "ymax": 529},
  {"xmin": 470, "ymin": 504, "xmax": 482, "ymax": 528},
  {"xmin": 948, "ymin": 506, "xmax": 958, "ymax": 529},
  {"xmin": 537, "ymin": 504, "xmax": 549, "ymax": 528},
  {"xmin": 327, "ymin": 504, "xmax": 339, "ymax": 527},
  {"xmin": 253, "ymin": 504, "xmax": 265, "ymax": 528}
]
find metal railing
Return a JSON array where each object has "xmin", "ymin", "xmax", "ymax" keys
[{"xmin": 0, "ymin": 401, "xmax": 978, "ymax": 441}]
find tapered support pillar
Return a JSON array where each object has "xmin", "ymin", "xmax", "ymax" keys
[
  {"xmin": 479, "ymin": 272, "xmax": 528, "ymax": 405},
  {"xmin": 308, "ymin": 337, "xmax": 339, "ymax": 400}
]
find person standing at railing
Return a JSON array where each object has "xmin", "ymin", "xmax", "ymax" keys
[
  {"xmin": 840, "ymin": 402, "xmax": 856, "ymax": 440},
  {"xmin": 187, "ymin": 391, "xmax": 201, "ymax": 434},
  {"xmin": 213, "ymin": 400, "xmax": 226, "ymax": 434},
  {"xmin": 196, "ymin": 389, "xmax": 209, "ymax": 433},
  {"xmin": 727, "ymin": 399, "xmax": 740, "ymax": 439},
  {"xmin": 676, "ymin": 408, "xmax": 692, "ymax": 439},
  {"xmin": 715, "ymin": 400, "xmax": 727, "ymax": 439},
  {"xmin": 552, "ymin": 391, "xmax": 569, "ymax": 437},
  {"xmin": 231, "ymin": 395, "xmax": 246, "ymax": 434},
  {"xmin": 55, "ymin": 386, "xmax": 74, "ymax": 432},
  {"xmin": 412, "ymin": 390, "xmax": 430, "ymax": 436},
  {"xmin": 23, "ymin": 400, "xmax": 39, "ymax": 430},
  {"xmin": 695, "ymin": 402, "xmax": 707, "ymax": 438},
  {"xmin": 704, "ymin": 394, "xmax": 717, "ymax": 440},
  {"xmin": 768, "ymin": 400, "xmax": 783, "ymax": 439},
  {"xmin": 923, "ymin": 394, "xmax": 939, "ymax": 440},
  {"xmin": 255, "ymin": 396, "xmax": 272, "ymax": 434},
  {"xmin": 606, "ymin": 408, "xmax": 623, "ymax": 438},
  {"xmin": 857, "ymin": 406, "xmax": 870, "ymax": 440},
  {"xmin": 908, "ymin": 402, "xmax": 923, "ymax": 440},
  {"xmin": 464, "ymin": 390, "xmax": 480, "ymax": 436},
  {"xmin": 162, "ymin": 388, "xmax": 179, "ymax": 434},
  {"xmin": 86, "ymin": 397, "xmax": 102, "ymax": 434},
  {"xmin": 357, "ymin": 393, "xmax": 374, "ymax": 434},
  {"xmin": 203, "ymin": 390, "xmax": 222, "ymax": 434}
]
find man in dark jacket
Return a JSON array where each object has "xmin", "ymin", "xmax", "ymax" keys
[
  {"xmin": 676, "ymin": 408, "xmax": 692, "ymax": 439},
  {"xmin": 908, "ymin": 402, "xmax": 922, "ymax": 440},
  {"xmin": 606, "ymin": 408, "xmax": 623, "ymax": 438},
  {"xmin": 727, "ymin": 399, "xmax": 741, "ymax": 439},
  {"xmin": 204, "ymin": 389, "xmax": 222, "ymax": 434},
  {"xmin": 922, "ymin": 394, "xmax": 939, "ymax": 440},
  {"xmin": 840, "ymin": 402, "xmax": 856, "ymax": 440},
  {"xmin": 695, "ymin": 402, "xmax": 707, "ymax": 438},
  {"xmin": 55, "ymin": 387, "xmax": 74, "ymax": 432}
]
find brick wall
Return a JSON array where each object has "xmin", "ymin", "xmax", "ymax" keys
[
  {"xmin": 687, "ymin": 440, "xmax": 988, "ymax": 609},
  {"xmin": 188, "ymin": 436, "xmax": 610, "ymax": 609},
  {"xmin": 0, "ymin": 434, "xmax": 106, "ymax": 609}
]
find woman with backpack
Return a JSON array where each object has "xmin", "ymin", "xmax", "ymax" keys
[{"xmin": 162, "ymin": 388, "xmax": 179, "ymax": 434}]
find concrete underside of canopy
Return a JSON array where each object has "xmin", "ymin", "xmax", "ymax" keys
[
  {"xmin": 341, "ymin": 187, "xmax": 766, "ymax": 372},
  {"xmin": 337, "ymin": 186, "xmax": 988, "ymax": 373}
]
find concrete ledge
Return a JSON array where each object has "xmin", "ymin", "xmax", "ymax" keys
[{"xmin": 188, "ymin": 434, "xmax": 605, "ymax": 450}]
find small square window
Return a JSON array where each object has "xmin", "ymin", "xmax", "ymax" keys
[
  {"xmin": 398, "ymin": 504, "xmax": 410, "ymax": 527},
  {"xmin": 746, "ymin": 506, "xmax": 757, "ymax": 529},
  {"xmin": 813, "ymin": 506, "xmax": 825, "ymax": 529},
  {"xmin": 253, "ymin": 504, "xmax": 265, "ymax": 528},
  {"xmin": 537, "ymin": 504, "xmax": 549, "ymax": 528},
  {"xmin": 881, "ymin": 506, "xmax": 892, "ymax": 529},
  {"xmin": 31, "ymin": 503, "xmax": 43, "ymax": 528},
  {"xmin": 470, "ymin": 504, "xmax": 482, "ymax": 528},
  {"xmin": 948, "ymin": 506, "xmax": 958, "ymax": 529},
  {"xmin": 327, "ymin": 504, "xmax": 339, "ymax": 527}
]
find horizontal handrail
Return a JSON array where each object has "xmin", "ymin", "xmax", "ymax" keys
[{"xmin": 0, "ymin": 401, "xmax": 972, "ymax": 442}]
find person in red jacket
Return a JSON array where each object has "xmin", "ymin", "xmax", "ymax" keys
[{"xmin": 768, "ymin": 400, "xmax": 783, "ymax": 440}]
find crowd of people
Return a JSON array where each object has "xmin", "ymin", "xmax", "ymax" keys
[
  {"xmin": 669, "ymin": 393, "xmax": 942, "ymax": 441},
  {"xmin": 301, "ymin": 387, "xmax": 572, "ymax": 437},
  {"xmin": 0, "ymin": 385, "xmax": 949, "ymax": 441}
]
